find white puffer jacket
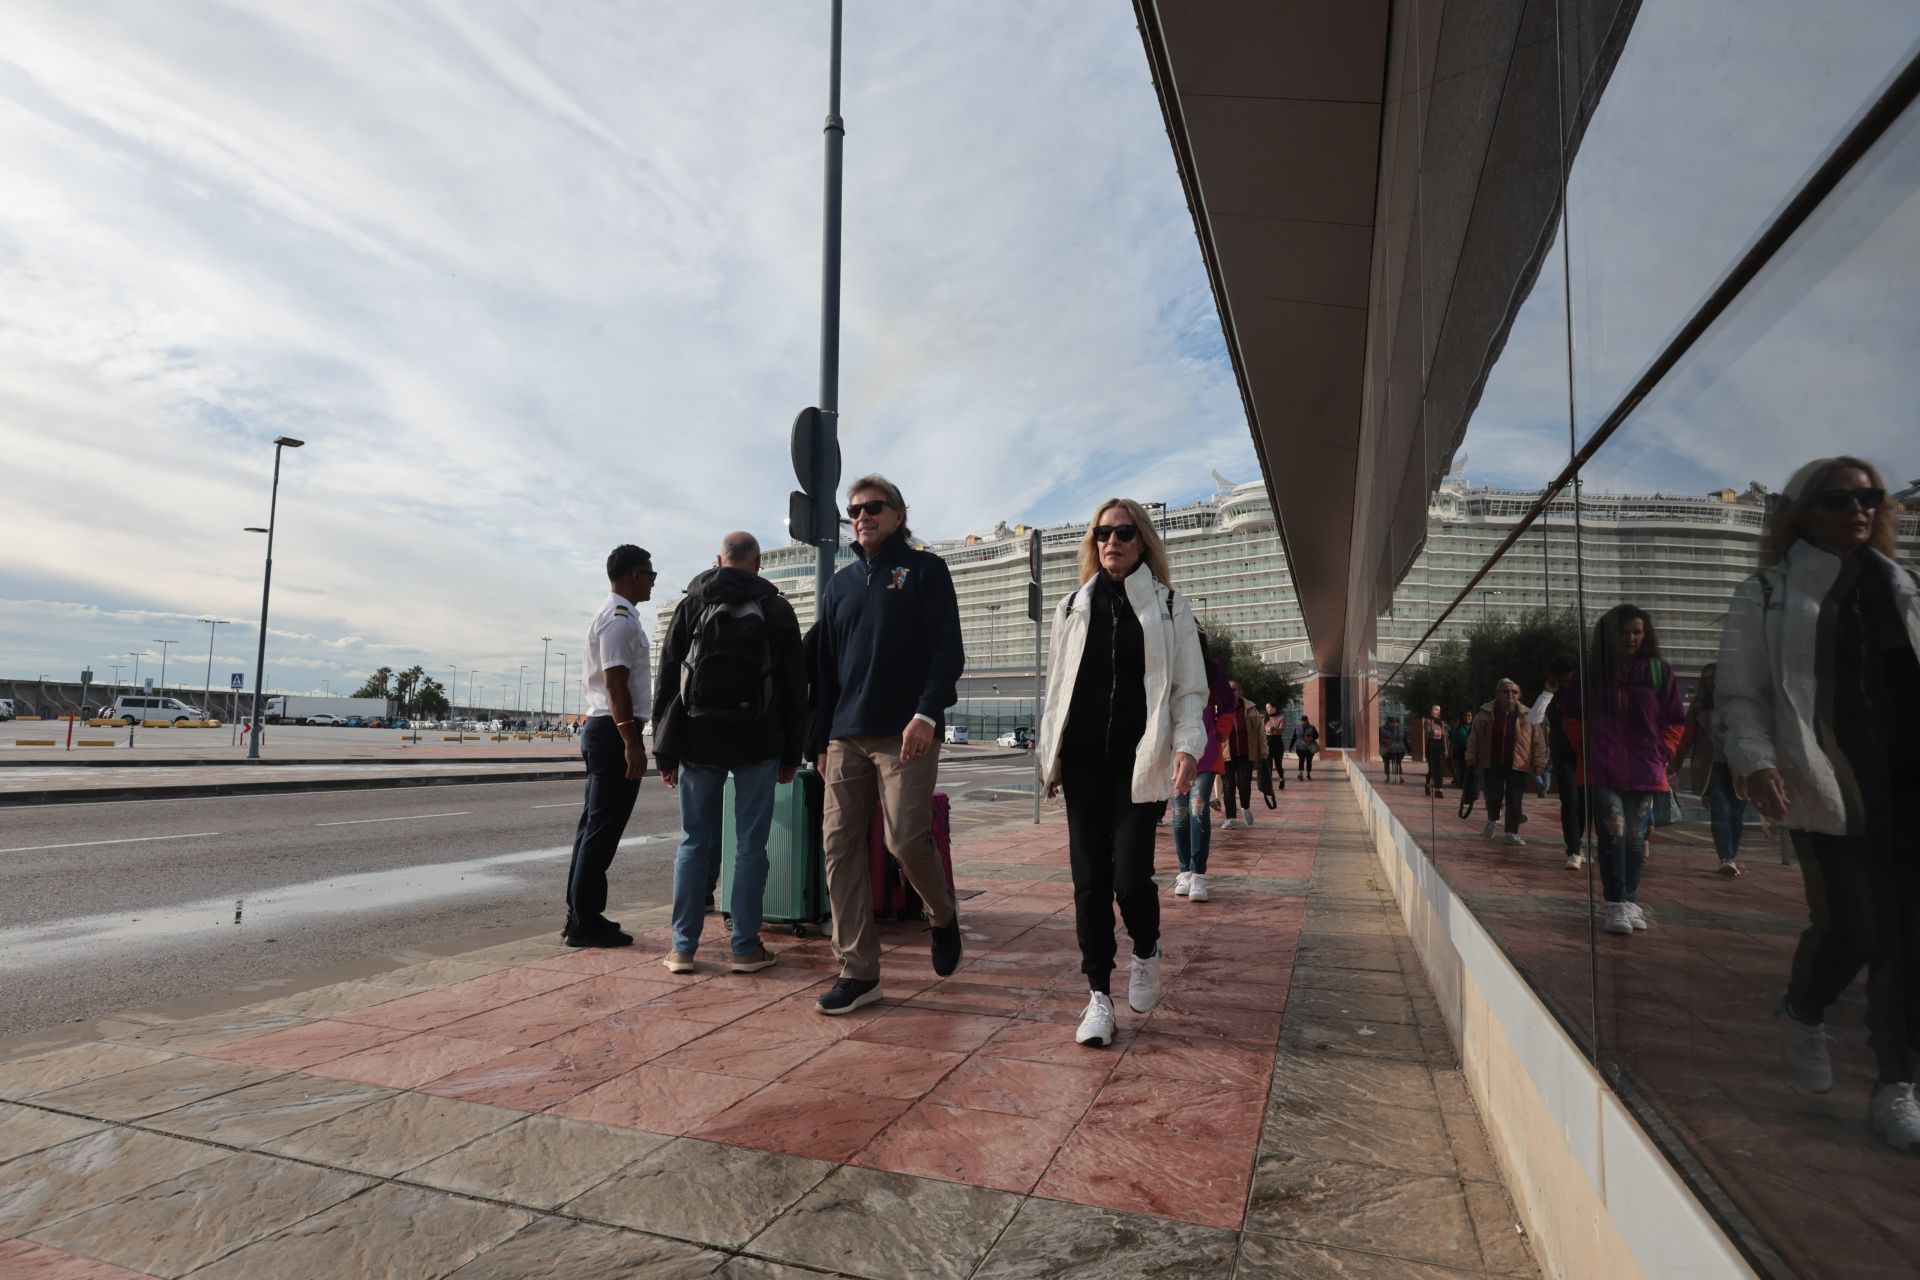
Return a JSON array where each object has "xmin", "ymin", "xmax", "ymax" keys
[
  {"xmin": 1037, "ymin": 570, "xmax": 1208, "ymax": 803},
  {"xmin": 1717, "ymin": 540, "xmax": 1920, "ymax": 835}
]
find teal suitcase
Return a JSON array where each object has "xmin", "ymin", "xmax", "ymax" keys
[{"xmin": 720, "ymin": 768, "xmax": 829, "ymax": 935}]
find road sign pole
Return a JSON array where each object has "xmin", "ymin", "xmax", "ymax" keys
[
  {"xmin": 1029, "ymin": 528, "xmax": 1043, "ymax": 825},
  {"xmin": 814, "ymin": 0, "xmax": 845, "ymax": 617}
]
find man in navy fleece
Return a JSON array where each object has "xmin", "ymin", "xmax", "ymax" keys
[{"xmin": 810, "ymin": 474, "xmax": 966, "ymax": 1014}]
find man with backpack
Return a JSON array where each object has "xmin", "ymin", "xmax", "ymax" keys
[{"xmin": 652, "ymin": 531, "xmax": 808, "ymax": 974}]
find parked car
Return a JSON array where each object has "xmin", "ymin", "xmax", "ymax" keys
[
  {"xmin": 107, "ymin": 695, "xmax": 201, "ymax": 725},
  {"xmin": 390, "ymin": 718, "xmax": 410, "ymax": 729},
  {"xmin": 997, "ymin": 726, "xmax": 1033, "ymax": 749},
  {"xmin": 305, "ymin": 713, "xmax": 345, "ymax": 726},
  {"xmin": 944, "ymin": 724, "xmax": 970, "ymax": 745},
  {"xmin": 344, "ymin": 716, "xmax": 365, "ymax": 728},
  {"xmin": 0, "ymin": 698, "xmax": 13, "ymax": 721}
]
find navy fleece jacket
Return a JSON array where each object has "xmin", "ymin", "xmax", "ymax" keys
[{"xmin": 810, "ymin": 530, "xmax": 965, "ymax": 756}]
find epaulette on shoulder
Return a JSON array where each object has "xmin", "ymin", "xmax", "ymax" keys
[{"xmin": 612, "ymin": 605, "xmax": 632, "ymax": 618}]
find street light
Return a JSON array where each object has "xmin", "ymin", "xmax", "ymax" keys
[
  {"xmin": 128, "ymin": 650, "xmax": 148, "ymax": 698},
  {"xmin": 197, "ymin": 619, "xmax": 229, "ymax": 722},
  {"xmin": 540, "ymin": 636, "xmax": 552, "ymax": 724},
  {"xmin": 246, "ymin": 435, "xmax": 305, "ymax": 759},
  {"xmin": 152, "ymin": 639, "xmax": 178, "ymax": 699},
  {"xmin": 558, "ymin": 653, "xmax": 569, "ymax": 726},
  {"xmin": 518, "ymin": 665, "xmax": 527, "ymax": 716}
]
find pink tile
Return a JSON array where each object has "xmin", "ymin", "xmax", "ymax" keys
[
  {"xmin": 780, "ymin": 1039, "xmax": 967, "ymax": 1100},
  {"xmin": 306, "ymin": 1033, "xmax": 513, "ymax": 1089},
  {"xmin": 1082, "ymin": 1074, "xmax": 1266, "ymax": 1148},
  {"xmin": 1144, "ymin": 995, "xmax": 1284, "ymax": 1045},
  {"xmin": 903, "ymin": 980, "xmax": 1049, "ymax": 1019},
  {"xmin": 925, "ymin": 1054, "xmax": 1109, "ymax": 1123},
  {"xmin": 525, "ymin": 948, "xmax": 662, "ymax": 976},
  {"xmin": 629, "ymin": 984, "xmax": 786, "ymax": 1026},
  {"xmin": 976, "ymin": 1018, "xmax": 1134, "ymax": 1067},
  {"xmin": 651, "ymin": 1025, "xmax": 825, "ymax": 1081},
  {"xmin": 0, "ymin": 1237, "xmax": 151, "ymax": 1278},
  {"xmin": 693, "ymin": 1082, "xmax": 909, "ymax": 1162},
  {"xmin": 537, "ymin": 1012, "xmax": 711, "ymax": 1071},
  {"xmin": 206, "ymin": 1019, "xmax": 409, "ymax": 1069},
  {"xmin": 549, "ymin": 1063, "xmax": 764, "ymax": 1134},
  {"xmin": 1035, "ymin": 1116, "xmax": 1253, "ymax": 1228},
  {"xmin": 418, "ymin": 1046, "xmax": 624, "ymax": 1110},
  {"xmin": 1114, "ymin": 1032, "xmax": 1272, "ymax": 1091},
  {"xmin": 560, "ymin": 973, "xmax": 690, "ymax": 1005},
  {"xmin": 729, "ymin": 991, "xmax": 888, "ymax": 1041},
  {"xmin": 336, "ymin": 968, "xmax": 582, "ymax": 1032},
  {"xmin": 848, "ymin": 1009, "xmax": 1011, "ymax": 1054},
  {"xmin": 853, "ymin": 1099, "xmax": 1071, "ymax": 1194},
  {"xmin": 433, "ymin": 990, "xmax": 625, "ymax": 1047}
]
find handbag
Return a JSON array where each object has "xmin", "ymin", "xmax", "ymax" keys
[{"xmin": 1651, "ymin": 789, "xmax": 1683, "ymax": 827}]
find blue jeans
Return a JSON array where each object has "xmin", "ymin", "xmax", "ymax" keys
[
  {"xmin": 1590, "ymin": 786, "xmax": 1654, "ymax": 903},
  {"xmin": 1172, "ymin": 770, "xmax": 1216, "ymax": 874},
  {"xmin": 671, "ymin": 759, "xmax": 779, "ymax": 956},
  {"xmin": 1705, "ymin": 761, "xmax": 1746, "ymax": 863}
]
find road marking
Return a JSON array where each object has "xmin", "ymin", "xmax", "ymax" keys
[
  {"xmin": 530, "ymin": 803, "xmax": 574, "ymax": 809},
  {"xmin": 315, "ymin": 811, "xmax": 471, "ymax": 827},
  {"xmin": 0, "ymin": 832, "xmax": 221, "ymax": 854}
]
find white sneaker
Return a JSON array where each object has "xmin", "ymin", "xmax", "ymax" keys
[
  {"xmin": 1174, "ymin": 871, "xmax": 1192, "ymax": 896},
  {"xmin": 1128, "ymin": 945, "xmax": 1165, "ymax": 1014},
  {"xmin": 1603, "ymin": 903, "xmax": 1634, "ymax": 935},
  {"xmin": 1503, "ymin": 833, "xmax": 1525, "ymax": 846},
  {"xmin": 1481, "ymin": 821, "xmax": 1497, "ymax": 841},
  {"xmin": 1718, "ymin": 860, "xmax": 1743, "ymax": 877},
  {"xmin": 1188, "ymin": 874, "xmax": 1209, "ymax": 902},
  {"xmin": 1870, "ymin": 1083, "xmax": 1920, "ymax": 1153},
  {"xmin": 1564, "ymin": 852, "xmax": 1585, "ymax": 870},
  {"xmin": 1076, "ymin": 991, "xmax": 1116, "ymax": 1047},
  {"xmin": 1777, "ymin": 1003, "xmax": 1834, "ymax": 1093},
  {"xmin": 1222, "ymin": 816, "xmax": 1242, "ymax": 830},
  {"xmin": 1625, "ymin": 903, "xmax": 1649, "ymax": 931}
]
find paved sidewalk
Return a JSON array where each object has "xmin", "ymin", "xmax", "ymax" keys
[{"xmin": 0, "ymin": 762, "xmax": 1538, "ymax": 1278}]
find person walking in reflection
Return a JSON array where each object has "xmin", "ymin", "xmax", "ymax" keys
[
  {"xmin": 1289, "ymin": 715, "xmax": 1320, "ymax": 780},
  {"xmin": 1563, "ymin": 604, "xmax": 1687, "ymax": 938},
  {"xmin": 1172, "ymin": 629, "xmax": 1232, "ymax": 903},
  {"xmin": 1467, "ymin": 679, "xmax": 1549, "ymax": 846},
  {"xmin": 1667, "ymin": 662, "xmax": 1745, "ymax": 877},
  {"xmin": 1220, "ymin": 681, "xmax": 1266, "ymax": 828},
  {"xmin": 1417, "ymin": 704, "xmax": 1448, "ymax": 797},
  {"xmin": 1543, "ymin": 658, "xmax": 1586, "ymax": 870},
  {"xmin": 1263, "ymin": 701, "xmax": 1288, "ymax": 793},
  {"xmin": 1718, "ymin": 457, "xmax": 1920, "ymax": 1152},
  {"xmin": 1038, "ymin": 499, "xmax": 1207, "ymax": 1047},
  {"xmin": 1451, "ymin": 711, "xmax": 1479, "ymax": 816},
  {"xmin": 1380, "ymin": 716, "xmax": 1409, "ymax": 783}
]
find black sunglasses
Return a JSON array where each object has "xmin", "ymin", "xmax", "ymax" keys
[
  {"xmin": 1813, "ymin": 487, "xmax": 1884, "ymax": 513},
  {"xmin": 847, "ymin": 499, "xmax": 892, "ymax": 519},
  {"xmin": 1092, "ymin": 524, "xmax": 1139, "ymax": 544}
]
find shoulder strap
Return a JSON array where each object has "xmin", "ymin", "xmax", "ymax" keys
[{"xmin": 1650, "ymin": 658, "xmax": 1665, "ymax": 691}]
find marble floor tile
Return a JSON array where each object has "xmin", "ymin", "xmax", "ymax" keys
[
  {"xmin": 432, "ymin": 992, "xmax": 625, "ymax": 1047},
  {"xmin": 1268, "ymin": 1050, "xmax": 1438, "ymax": 1110},
  {"xmin": 416, "ymin": 1045, "xmax": 624, "ymax": 1110},
  {"xmin": 650, "ymin": 1025, "xmax": 826, "ymax": 1082},
  {"xmin": 1260, "ymin": 1094, "xmax": 1455, "ymax": 1176},
  {"xmin": 1443, "ymin": 1108, "xmax": 1503, "ymax": 1184},
  {"xmin": 526, "ymin": 946, "xmax": 666, "ymax": 977},
  {"xmin": 1112, "ymin": 1031, "xmax": 1271, "ymax": 1090},
  {"xmin": 334, "ymin": 968, "xmax": 582, "ymax": 1032},
  {"xmin": 407, "ymin": 1113, "xmax": 670, "ymax": 1209},
  {"xmin": 1244, "ymin": 1151, "xmax": 1479, "ymax": 1271},
  {"xmin": 779, "ymin": 1039, "xmax": 967, "ymax": 1100},
  {"xmin": 101, "ymin": 1009, "xmax": 309, "ymax": 1055},
  {"xmin": 1034, "ymin": 1123, "xmax": 1253, "ymax": 1229},
  {"xmin": 364, "ymin": 958, "xmax": 506, "ymax": 989},
  {"xmin": 205, "ymin": 1018, "xmax": 412, "ymax": 1069},
  {"xmin": 26, "ymin": 1151, "xmax": 369, "ymax": 1278},
  {"xmin": 143, "ymin": 1074, "xmax": 391, "ymax": 1148},
  {"xmin": 1235, "ymin": 1233, "xmax": 1480, "ymax": 1279},
  {"xmin": 185, "ymin": 1182, "xmax": 530, "ymax": 1280},
  {"xmin": 263, "ymin": 1091, "xmax": 520, "ymax": 1177},
  {"xmin": 0, "ymin": 1129, "xmax": 226, "ymax": 1235},
  {"xmin": 974, "ymin": 1018, "xmax": 1134, "ymax": 1068},
  {"xmin": 0, "ymin": 1236, "xmax": 152, "ymax": 1278},
  {"xmin": 851, "ymin": 1099, "xmax": 1070, "ymax": 1194},
  {"xmin": 1464, "ymin": 1180, "xmax": 1540, "ymax": 1276},
  {"xmin": 692, "ymin": 1082, "xmax": 910, "ymax": 1163},
  {"xmin": 305, "ymin": 1032, "xmax": 513, "ymax": 1090},
  {"xmin": 0, "ymin": 1104, "xmax": 104, "ymax": 1164},
  {"xmin": 847, "ymin": 1008, "xmax": 1011, "ymax": 1053},
  {"xmin": 548, "ymin": 1064, "xmax": 763, "ymax": 1136},
  {"xmin": 0, "ymin": 1045, "xmax": 177, "ymax": 1101},
  {"xmin": 924, "ymin": 1054, "xmax": 1109, "ymax": 1123},
  {"xmin": 559, "ymin": 972, "xmax": 692, "ymax": 1005},
  {"xmin": 1144, "ymin": 995, "xmax": 1285, "ymax": 1046},
  {"xmin": 1286, "ymin": 986, "xmax": 1417, "ymax": 1026},
  {"xmin": 565, "ymin": 1137, "xmax": 833, "ymax": 1249},
  {"xmin": 747, "ymin": 1166, "xmax": 1019, "ymax": 1280},
  {"xmin": 536, "ymin": 1011, "xmax": 711, "ymax": 1073},
  {"xmin": 727, "ymin": 992, "xmax": 888, "ymax": 1041},
  {"xmin": 1289, "ymin": 965, "xmax": 1410, "ymax": 997},
  {"xmin": 972, "ymin": 1196, "xmax": 1240, "ymax": 1279},
  {"xmin": 246, "ymin": 980, "xmax": 417, "ymax": 1021},
  {"xmin": 630, "ymin": 984, "xmax": 787, "ymax": 1026},
  {"xmin": 28, "ymin": 1056, "xmax": 282, "ymax": 1122},
  {"xmin": 1279, "ymin": 1017, "xmax": 1429, "ymax": 1063},
  {"xmin": 712, "ymin": 1257, "xmax": 838, "ymax": 1280},
  {"xmin": 1430, "ymin": 1067, "xmax": 1477, "ymax": 1114},
  {"xmin": 1082, "ymin": 1073, "xmax": 1266, "ymax": 1148},
  {"xmin": 441, "ymin": 1215, "xmax": 724, "ymax": 1280}
]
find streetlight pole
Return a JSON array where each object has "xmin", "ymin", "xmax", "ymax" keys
[
  {"xmin": 153, "ymin": 639, "xmax": 178, "ymax": 699},
  {"xmin": 198, "ymin": 619, "xmax": 228, "ymax": 722},
  {"xmin": 812, "ymin": 0, "xmax": 845, "ymax": 614},
  {"xmin": 540, "ymin": 636, "xmax": 551, "ymax": 726},
  {"xmin": 246, "ymin": 435, "xmax": 304, "ymax": 759},
  {"xmin": 558, "ymin": 653, "xmax": 569, "ymax": 726},
  {"xmin": 451, "ymin": 664, "xmax": 461, "ymax": 743},
  {"xmin": 517, "ymin": 665, "xmax": 527, "ymax": 718}
]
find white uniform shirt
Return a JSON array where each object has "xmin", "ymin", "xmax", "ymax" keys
[{"xmin": 583, "ymin": 592, "xmax": 651, "ymax": 721}]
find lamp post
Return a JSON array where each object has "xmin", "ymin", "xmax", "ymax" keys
[
  {"xmin": 517, "ymin": 665, "xmax": 527, "ymax": 718},
  {"xmin": 197, "ymin": 619, "xmax": 229, "ymax": 722},
  {"xmin": 558, "ymin": 653, "xmax": 569, "ymax": 726},
  {"xmin": 152, "ymin": 639, "xmax": 178, "ymax": 699},
  {"xmin": 108, "ymin": 663, "xmax": 124, "ymax": 705},
  {"xmin": 540, "ymin": 636, "xmax": 551, "ymax": 726},
  {"xmin": 246, "ymin": 435, "xmax": 304, "ymax": 759},
  {"xmin": 451, "ymin": 664, "xmax": 461, "ymax": 743}
]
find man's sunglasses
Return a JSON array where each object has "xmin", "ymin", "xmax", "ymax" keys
[
  {"xmin": 1813, "ymin": 487, "xmax": 1884, "ymax": 513},
  {"xmin": 1092, "ymin": 524, "xmax": 1139, "ymax": 544},
  {"xmin": 847, "ymin": 499, "xmax": 892, "ymax": 519}
]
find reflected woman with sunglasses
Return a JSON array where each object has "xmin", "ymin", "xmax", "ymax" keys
[
  {"xmin": 1719, "ymin": 456, "xmax": 1920, "ymax": 1152},
  {"xmin": 1037, "ymin": 499, "xmax": 1208, "ymax": 1048}
]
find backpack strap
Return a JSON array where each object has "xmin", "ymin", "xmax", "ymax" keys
[{"xmin": 1649, "ymin": 657, "xmax": 1664, "ymax": 692}]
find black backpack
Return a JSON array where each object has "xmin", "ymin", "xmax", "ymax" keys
[{"xmin": 680, "ymin": 599, "xmax": 774, "ymax": 725}]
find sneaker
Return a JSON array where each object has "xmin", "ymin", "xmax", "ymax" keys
[
  {"xmin": 1503, "ymin": 833, "xmax": 1525, "ymax": 846},
  {"xmin": 1128, "ymin": 944, "xmax": 1165, "ymax": 1014},
  {"xmin": 1718, "ymin": 860, "xmax": 1743, "ymax": 877},
  {"xmin": 662, "ymin": 950, "xmax": 697, "ymax": 974},
  {"xmin": 1221, "ymin": 815, "xmax": 1241, "ymax": 830},
  {"xmin": 564, "ymin": 922, "xmax": 634, "ymax": 949},
  {"xmin": 1243, "ymin": 811, "xmax": 1256, "ymax": 827},
  {"xmin": 1776, "ymin": 1000, "xmax": 1834, "ymax": 1093},
  {"xmin": 1626, "ymin": 903, "xmax": 1649, "ymax": 931},
  {"xmin": 815, "ymin": 977, "xmax": 883, "ymax": 1016},
  {"xmin": 930, "ymin": 914, "xmax": 964, "ymax": 977},
  {"xmin": 1603, "ymin": 903, "xmax": 1634, "ymax": 935},
  {"xmin": 729, "ymin": 946, "xmax": 778, "ymax": 973},
  {"xmin": 1188, "ymin": 874, "xmax": 1209, "ymax": 902},
  {"xmin": 1077, "ymin": 991, "xmax": 1117, "ymax": 1047},
  {"xmin": 1869, "ymin": 1083, "xmax": 1920, "ymax": 1153},
  {"xmin": 1564, "ymin": 852, "xmax": 1585, "ymax": 870},
  {"xmin": 1174, "ymin": 871, "xmax": 1192, "ymax": 896},
  {"xmin": 1481, "ymin": 821, "xmax": 1497, "ymax": 840}
]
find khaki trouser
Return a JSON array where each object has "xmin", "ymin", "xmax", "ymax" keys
[{"xmin": 822, "ymin": 734, "xmax": 955, "ymax": 981}]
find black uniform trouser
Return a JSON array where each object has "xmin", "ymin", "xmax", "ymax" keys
[
  {"xmin": 566, "ymin": 716, "xmax": 640, "ymax": 929},
  {"xmin": 1062, "ymin": 751, "xmax": 1160, "ymax": 994}
]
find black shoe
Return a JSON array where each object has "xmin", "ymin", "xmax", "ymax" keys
[
  {"xmin": 815, "ymin": 977, "xmax": 882, "ymax": 1016},
  {"xmin": 563, "ymin": 921, "xmax": 633, "ymax": 948},
  {"xmin": 931, "ymin": 915, "xmax": 963, "ymax": 977}
]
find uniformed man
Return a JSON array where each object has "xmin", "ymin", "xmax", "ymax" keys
[{"xmin": 563, "ymin": 544, "xmax": 656, "ymax": 947}]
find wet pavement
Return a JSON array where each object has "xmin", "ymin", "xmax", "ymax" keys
[{"xmin": 0, "ymin": 763, "xmax": 1539, "ymax": 1278}]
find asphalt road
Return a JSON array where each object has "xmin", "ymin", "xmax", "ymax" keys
[{"xmin": 0, "ymin": 756, "xmax": 1039, "ymax": 1038}]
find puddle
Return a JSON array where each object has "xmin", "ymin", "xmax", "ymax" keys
[{"xmin": 0, "ymin": 832, "xmax": 673, "ymax": 970}]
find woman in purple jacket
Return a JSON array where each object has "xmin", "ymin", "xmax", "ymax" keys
[
  {"xmin": 1171, "ymin": 631, "xmax": 1233, "ymax": 904},
  {"xmin": 1564, "ymin": 604, "xmax": 1688, "ymax": 938}
]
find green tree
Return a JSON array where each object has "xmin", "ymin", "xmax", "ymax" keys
[
  {"xmin": 351, "ymin": 667, "xmax": 393, "ymax": 699},
  {"xmin": 1392, "ymin": 609, "xmax": 1580, "ymax": 721},
  {"xmin": 392, "ymin": 665, "xmax": 427, "ymax": 716},
  {"xmin": 413, "ymin": 677, "xmax": 450, "ymax": 718},
  {"xmin": 1203, "ymin": 623, "xmax": 1301, "ymax": 713}
]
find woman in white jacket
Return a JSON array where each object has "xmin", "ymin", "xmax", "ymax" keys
[
  {"xmin": 1718, "ymin": 456, "xmax": 1920, "ymax": 1153},
  {"xmin": 1038, "ymin": 498, "xmax": 1207, "ymax": 1047}
]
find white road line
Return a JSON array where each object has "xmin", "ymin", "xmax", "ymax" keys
[
  {"xmin": 315, "ymin": 812, "xmax": 471, "ymax": 827},
  {"xmin": 530, "ymin": 803, "xmax": 574, "ymax": 809},
  {"xmin": 0, "ymin": 832, "xmax": 222, "ymax": 854}
]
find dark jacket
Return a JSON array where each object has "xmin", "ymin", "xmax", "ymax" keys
[
  {"xmin": 652, "ymin": 567, "xmax": 807, "ymax": 771},
  {"xmin": 810, "ymin": 530, "xmax": 965, "ymax": 756}
]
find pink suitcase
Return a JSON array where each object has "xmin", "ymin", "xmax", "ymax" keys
[{"xmin": 868, "ymin": 791, "xmax": 954, "ymax": 921}]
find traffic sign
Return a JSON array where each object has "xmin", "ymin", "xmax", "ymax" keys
[
  {"xmin": 144, "ymin": 677, "xmax": 154, "ymax": 692},
  {"xmin": 1027, "ymin": 528, "xmax": 1042, "ymax": 584},
  {"xmin": 790, "ymin": 407, "xmax": 841, "ymax": 497},
  {"xmin": 230, "ymin": 673, "xmax": 244, "ymax": 690}
]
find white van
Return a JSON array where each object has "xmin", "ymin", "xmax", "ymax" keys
[
  {"xmin": 108, "ymin": 695, "xmax": 203, "ymax": 725},
  {"xmin": 0, "ymin": 698, "xmax": 14, "ymax": 721}
]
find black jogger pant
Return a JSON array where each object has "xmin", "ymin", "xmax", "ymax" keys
[
  {"xmin": 566, "ymin": 716, "xmax": 641, "ymax": 930},
  {"xmin": 1222, "ymin": 759, "xmax": 1255, "ymax": 818},
  {"xmin": 1062, "ymin": 751, "xmax": 1161, "ymax": 994}
]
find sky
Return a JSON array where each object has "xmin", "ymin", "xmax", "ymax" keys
[{"xmin": 0, "ymin": 0, "xmax": 1254, "ymax": 699}]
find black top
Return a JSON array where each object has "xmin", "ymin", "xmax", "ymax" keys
[
  {"xmin": 1063, "ymin": 570, "xmax": 1148, "ymax": 763},
  {"xmin": 652, "ymin": 567, "xmax": 808, "ymax": 771},
  {"xmin": 1825, "ymin": 556, "xmax": 1920, "ymax": 832}
]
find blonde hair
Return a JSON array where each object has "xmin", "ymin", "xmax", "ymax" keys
[
  {"xmin": 1076, "ymin": 498, "xmax": 1173, "ymax": 587},
  {"xmin": 1767, "ymin": 456, "xmax": 1900, "ymax": 566}
]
